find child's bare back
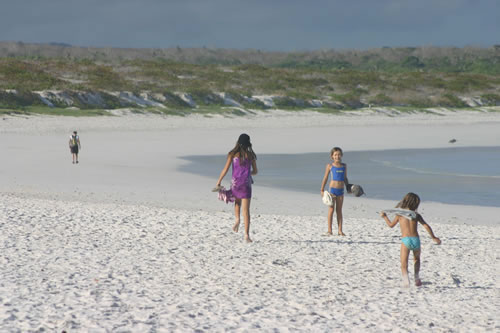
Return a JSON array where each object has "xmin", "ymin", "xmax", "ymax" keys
[{"xmin": 396, "ymin": 215, "xmax": 419, "ymax": 238}]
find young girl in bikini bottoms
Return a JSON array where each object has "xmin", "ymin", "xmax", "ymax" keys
[
  {"xmin": 320, "ymin": 147, "xmax": 350, "ymax": 236},
  {"xmin": 215, "ymin": 134, "xmax": 258, "ymax": 243},
  {"xmin": 380, "ymin": 192, "xmax": 441, "ymax": 287}
]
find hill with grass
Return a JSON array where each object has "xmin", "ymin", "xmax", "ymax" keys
[{"xmin": 1, "ymin": 42, "xmax": 499, "ymax": 116}]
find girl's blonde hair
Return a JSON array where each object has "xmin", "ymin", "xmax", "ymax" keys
[
  {"xmin": 396, "ymin": 192, "xmax": 421, "ymax": 211},
  {"xmin": 330, "ymin": 147, "xmax": 343, "ymax": 157}
]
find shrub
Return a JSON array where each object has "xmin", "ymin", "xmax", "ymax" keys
[
  {"xmin": 480, "ymin": 93, "xmax": 500, "ymax": 106},
  {"xmin": 187, "ymin": 88, "xmax": 224, "ymax": 105},
  {"xmin": 86, "ymin": 65, "xmax": 131, "ymax": 90},
  {"xmin": 0, "ymin": 59, "xmax": 62, "ymax": 90},
  {"xmin": 438, "ymin": 94, "xmax": 468, "ymax": 108},
  {"xmin": 445, "ymin": 74, "xmax": 491, "ymax": 92},
  {"xmin": 162, "ymin": 91, "xmax": 192, "ymax": 108},
  {"xmin": 405, "ymin": 98, "xmax": 434, "ymax": 108},
  {"xmin": 368, "ymin": 93, "xmax": 393, "ymax": 106},
  {"xmin": 273, "ymin": 96, "xmax": 307, "ymax": 109},
  {"xmin": 402, "ymin": 56, "xmax": 425, "ymax": 69},
  {"xmin": 331, "ymin": 91, "xmax": 365, "ymax": 109},
  {"xmin": 0, "ymin": 90, "xmax": 44, "ymax": 108}
]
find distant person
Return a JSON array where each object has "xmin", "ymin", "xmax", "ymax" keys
[
  {"xmin": 320, "ymin": 147, "xmax": 350, "ymax": 236},
  {"xmin": 214, "ymin": 134, "xmax": 258, "ymax": 243},
  {"xmin": 69, "ymin": 131, "xmax": 81, "ymax": 164},
  {"xmin": 380, "ymin": 192, "xmax": 441, "ymax": 287}
]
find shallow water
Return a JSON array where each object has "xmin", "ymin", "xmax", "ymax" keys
[{"xmin": 180, "ymin": 147, "xmax": 500, "ymax": 207}]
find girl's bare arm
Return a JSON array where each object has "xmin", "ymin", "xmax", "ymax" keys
[
  {"xmin": 320, "ymin": 164, "xmax": 330, "ymax": 193},
  {"xmin": 380, "ymin": 212, "xmax": 399, "ymax": 228},
  {"xmin": 418, "ymin": 214, "xmax": 441, "ymax": 244},
  {"xmin": 216, "ymin": 154, "xmax": 232, "ymax": 186}
]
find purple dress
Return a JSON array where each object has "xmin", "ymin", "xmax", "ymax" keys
[
  {"xmin": 217, "ymin": 156, "xmax": 253, "ymax": 203},
  {"xmin": 230, "ymin": 157, "xmax": 252, "ymax": 199}
]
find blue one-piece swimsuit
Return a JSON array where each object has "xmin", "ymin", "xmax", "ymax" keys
[{"xmin": 329, "ymin": 164, "xmax": 345, "ymax": 196}]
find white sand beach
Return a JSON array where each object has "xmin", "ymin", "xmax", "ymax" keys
[{"xmin": 1, "ymin": 108, "xmax": 499, "ymax": 331}]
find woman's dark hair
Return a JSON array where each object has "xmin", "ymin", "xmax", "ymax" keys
[{"xmin": 229, "ymin": 133, "xmax": 257, "ymax": 163}]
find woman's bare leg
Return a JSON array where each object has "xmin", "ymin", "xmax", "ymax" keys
[
  {"xmin": 241, "ymin": 198, "xmax": 252, "ymax": 242},
  {"xmin": 233, "ymin": 198, "xmax": 241, "ymax": 232},
  {"xmin": 336, "ymin": 195, "xmax": 345, "ymax": 236}
]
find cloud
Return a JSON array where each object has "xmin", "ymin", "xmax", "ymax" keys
[{"xmin": 0, "ymin": 0, "xmax": 498, "ymax": 50}]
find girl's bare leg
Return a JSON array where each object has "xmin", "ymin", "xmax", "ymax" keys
[
  {"xmin": 400, "ymin": 244, "xmax": 410, "ymax": 287},
  {"xmin": 326, "ymin": 203, "xmax": 335, "ymax": 235},
  {"xmin": 336, "ymin": 195, "xmax": 345, "ymax": 236},
  {"xmin": 233, "ymin": 199, "xmax": 241, "ymax": 232},
  {"xmin": 413, "ymin": 249, "xmax": 422, "ymax": 286},
  {"xmin": 241, "ymin": 198, "xmax": 252, "ymax": 242}
]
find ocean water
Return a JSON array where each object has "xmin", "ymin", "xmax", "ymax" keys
[{"xmin": 180, "ymin": 147, "xmax": 500, "ymax": 207}]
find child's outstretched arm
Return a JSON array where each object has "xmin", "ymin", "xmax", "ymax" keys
[
  {"xmin": 216, "ymin": 154, "xmax": 232, "ymax": 187},
  {"xmin": 417, "ymin": 214, "xmax": 441, "ymax": 244},
  {"xmin": 320, "ymin": 164, "xmax": 330, "ymax": 195},
  {"xmin": 380, "ymin": 212, "xmax": 399, "ymax": 228}
]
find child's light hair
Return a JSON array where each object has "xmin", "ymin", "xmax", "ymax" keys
[
  {"xmin": 330, "ymin": 147, "xmax": 343, "ymax": 157},
  {"xmin": 396, "ymin": 192, "xmax": 421, "ymax": 211}
]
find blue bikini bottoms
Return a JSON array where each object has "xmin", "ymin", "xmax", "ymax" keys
[
  {"xmin": 329, "ymin": 187, "xmax": 344, "ymax": 196},
  {"xmin": 401, "ymin": 236, "xmax": 421, "ymax": 250}
]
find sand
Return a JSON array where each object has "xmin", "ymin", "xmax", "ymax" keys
[{"xmin": 1, "ymin": 108, "xmax": 499, "ymax": 331}]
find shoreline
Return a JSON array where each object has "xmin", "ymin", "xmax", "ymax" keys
[
  {"xmin": 1, "ymin": 109, "xmax": 500, "ymax": 226},
  {"xmin": 180, "ymin": 146, "xmax": 500, "ymax": 209},
  {"xmin": 2, "ymin": 106, "xmax": 500, "ymax": 132}
]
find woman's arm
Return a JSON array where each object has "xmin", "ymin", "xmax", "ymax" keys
[
  {"xmin": 320, "ymin": 164, "xmax": 330, "ymax": 194},
  {"xmin": 251, "ymin": 159, "xmax": 258, "ymax": 176},
  {"xmin": 216, "ymin": 154, "xmax": 232, "ymax": 186}
]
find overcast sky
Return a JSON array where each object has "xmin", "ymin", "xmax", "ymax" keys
[{"xmin": 1, "ymin": 0, "xmax": 498, "ymax": 51}]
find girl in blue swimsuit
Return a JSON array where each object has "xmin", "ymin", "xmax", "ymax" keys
[{"xmin": 320, "ymin": 147, "xmax": 350, "ymax": 236}]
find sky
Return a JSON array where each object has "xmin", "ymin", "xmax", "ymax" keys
[{"xmin": 1, "ymin": 0, "xmax": 498, "ymax": 51}]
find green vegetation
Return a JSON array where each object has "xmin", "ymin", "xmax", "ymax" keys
[
  {"xmin": 480, "ymin": 93, "xmax": 500, "ymax": 106},
  {"xmin": 0, "ymin": 105, "xmax": 259, "ymax": 117},
  {"xmin": 0, "ymin": 44, "xmax": 499, "ymax": 112},
  {"xmin": 368, "ymin": 93, "xmax": 393, "ymax": 106},
  {"xmin": 438, "ymin": 94, "xmax": 468, "ymax": 108},
  {"xmin": 0, "ymin": 106, "xmax": 111, "ymax": 116}
]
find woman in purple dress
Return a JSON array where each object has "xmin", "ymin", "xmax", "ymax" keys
[{"xmin": 215, "ymin": 134, "xmax": 258, "ymax": 242}]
